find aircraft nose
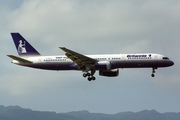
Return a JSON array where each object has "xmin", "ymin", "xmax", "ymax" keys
[{"xmin": 170, "ymin": 60, "xmax": 174, "ymax": 66}]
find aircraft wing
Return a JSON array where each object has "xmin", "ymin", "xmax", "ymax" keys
[
  {"xmin": 7, "ymin": 55, "xmax": 33, "ymax": 63},
  {"xmin": 60, "ymin": 47, "xmax": 97, "ymax": 68}
]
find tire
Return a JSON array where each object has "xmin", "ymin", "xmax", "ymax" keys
[
  {"xmin": 151, "ymin": 74, "xmax": 155, "ymax": 77},
  {"xmin": 83, "ymin": 73, "xmax": 87, "ymax": 77},
  {"xmin": 87, "ymin": 73, "xmax": 91, "ymax": 76},
  {"xmin": 92, "ymin": 76, "xmax": 96, "ymax": 80},
  {"xmin": 88, "ymin": 77, "xmax": 91, "ymax": 81}
]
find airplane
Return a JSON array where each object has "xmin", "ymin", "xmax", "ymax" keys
[{"xmin": 7, "ymin": 33, "xmax": 174, "ymax": 81}]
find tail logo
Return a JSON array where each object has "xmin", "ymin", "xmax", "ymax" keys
[{"xmin": 18, "ymin": 40, "xmax": 27, "ymax": 54}]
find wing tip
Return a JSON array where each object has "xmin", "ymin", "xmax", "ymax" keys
[
  {"xmin": 59, "ymin": 47, "xmax": 66, "ymax": 50},
  {"xmin": 7, "ymin": 55, "xmax": 13, "ymax": 57},
  {"xmin": 59, "ymin": 47, "xmax": 65, "ymax": 48}
]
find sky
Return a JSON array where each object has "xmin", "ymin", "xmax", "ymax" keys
[{"xmin": 1, "ymin": 0, "xmax": 180, "ymax": 114}]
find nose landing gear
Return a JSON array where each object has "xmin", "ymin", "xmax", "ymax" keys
[{"xmin": 151, "ymin": 67, "xmax": 157, "ymax": 77}]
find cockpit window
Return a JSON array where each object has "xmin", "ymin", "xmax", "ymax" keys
[{"xmin": 162, "ymin": 57, "xmax": 169, "ymax": 60}]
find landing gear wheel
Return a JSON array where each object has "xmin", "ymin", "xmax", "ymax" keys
[
  {"xmin": 92, "ymin": 76, "xmax": 96, "ymax": 81},
  {"xmin": 87, "ymin": 76, "xmax": 96, "ymax": 81},
  {"xmin": 151, "ymin": 74, "xmax": 155, "ymax": 77},
  {"xmin": 88, "ymin": 77, "xmax": 92, "ymax": 81},
  {"xmin": 83, "ymin": 73, "xmax": 87, "ymax": 77},
  {"xmin": 87, "ymin": 73, "xmax": 91, "ymax": 76}
]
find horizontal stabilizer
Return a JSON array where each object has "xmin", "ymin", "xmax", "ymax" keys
[{"xmin": 7, "ymin": 55, "xmax": 33, "ymax": 63}]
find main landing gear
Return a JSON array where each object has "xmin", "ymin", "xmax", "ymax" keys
[
  {"xmin": 83, "ymin": 72, "xmax": 96, "ymax": 81},
  {"xmin": 82, "ymin": 65, "xmax": 96, "ymax": 81},
  {"xmin": 151, "ymin": 67, "xmax": 157, "ymax": 77}
]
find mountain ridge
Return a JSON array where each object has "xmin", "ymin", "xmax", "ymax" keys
[{"xmin": 0, "ymin": 105, "xmax": 180, "ymax": 120}]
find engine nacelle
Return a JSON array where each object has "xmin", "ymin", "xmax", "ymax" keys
[
  {"xmin": 99, "ymin": 69, "xmax": 119, "ymax": 77},
  {"xmin": 95, "ymin": 61, "xmax": 111, "ymax": 70}
]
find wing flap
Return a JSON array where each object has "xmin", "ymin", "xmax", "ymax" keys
[{"xmin": 7, "ymin": 55, "xmax": 33, "ymax": 63}]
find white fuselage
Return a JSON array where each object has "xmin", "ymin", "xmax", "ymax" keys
[{"xmin": 12, "ymin": 53, "xmax": 174, "ymax": 71}]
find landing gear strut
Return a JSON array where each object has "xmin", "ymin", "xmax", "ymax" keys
[{"xmin": 151, "ymin": 67, "xmax": 157, "ymax": 77}]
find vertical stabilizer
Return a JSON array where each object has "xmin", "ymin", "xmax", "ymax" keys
[{"xmin": 11, "ymin": 33, "xmax": 41, "ymax": 56}]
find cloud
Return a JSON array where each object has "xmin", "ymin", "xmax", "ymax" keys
[{"xmin": 5, "ymin": 0, "xmax": 180, "ymax": 54}]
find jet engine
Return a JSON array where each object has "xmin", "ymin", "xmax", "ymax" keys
[{"xmin": 99, "ymin": 69, "xmax": 119, "ymax": 77}]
